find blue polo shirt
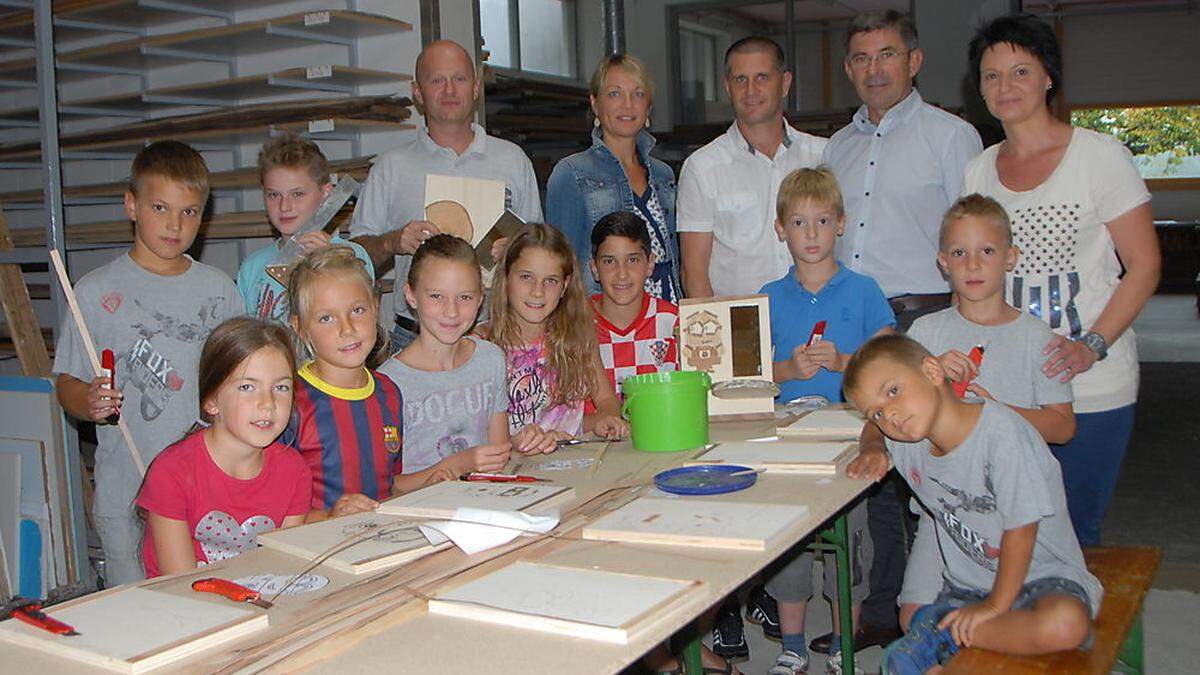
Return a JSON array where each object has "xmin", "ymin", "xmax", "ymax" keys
[{"xmin": 761, "ymin": 263, "xmax": 895, "ymax": 403}]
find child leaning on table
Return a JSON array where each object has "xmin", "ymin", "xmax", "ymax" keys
[
  {"xmin": 879, "ymin": 194, "xmax": 1076, "ymax": 633},
  {"xmin": 757, "ymin": 166, "xmax": 895, "ymax": 675},
  {"xmin": 844, "ymin": 334, "xmax": 1101, "ymax": 675},
  {"xmin": 236, "ymin": 134, "xmax": 374, "ymax": 323},
  {"xmin": 53, "ymin": 141, "xmax": 244, "ymax": 585},
  {"xmin": 136, "ymin": 318, "xmax": 311, "ymax": 578}
]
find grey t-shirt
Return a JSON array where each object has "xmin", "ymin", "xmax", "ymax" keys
[
  {"xmin": 376, "ymin": 337, "xmax": 508, "ymax": 473},
  {"xmin": 349, "ymin": 124, "xmax": 543, "ymax": 321},
  {"xmin": 908, "ymin": 307, "xmax": 1072, "ymax": 409},
  {"xmin": 52, "ymin": 253, "xmax": 243, "ymax": 517},
  {"xmin": 887, "ymin": 401, "xmax": 1102, "ymax": 616}
]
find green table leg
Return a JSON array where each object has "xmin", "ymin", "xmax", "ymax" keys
[
  {"xmin": 813, "ymin": 511, "xmax": 856, "ymax": 675},
  {"xmin": 1114, "ymin": 613, "xmax": 1144, "ymax": 674},
  {"xmin": 680, "ymin": 622, "xmax": 704, "ymax": 675}
]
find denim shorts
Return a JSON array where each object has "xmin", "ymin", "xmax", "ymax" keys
[{"xmin": 936, "ymin": 576, "xmax": 1094, "ymax": 649}]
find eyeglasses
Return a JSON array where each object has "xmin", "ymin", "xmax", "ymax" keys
[{"xmin": 848, "ymin": 49, "xmax": 907, "ymax": 71}]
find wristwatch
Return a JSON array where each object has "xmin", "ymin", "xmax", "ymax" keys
[{"xmin": 1078, "ymin": 331, "xmax": 1108, "ymax": 361}]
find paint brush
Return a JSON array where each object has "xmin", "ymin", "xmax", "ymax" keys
[{"xmin": 727, "ymin": 467, "xmax": 767, "ymax": 478}]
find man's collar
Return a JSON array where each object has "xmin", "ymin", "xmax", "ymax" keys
[
  {"xmin": 419, "ymin": 121, "xmax": 487, "ymax": 156},
  {"xmin": 727, "ymin": 118, "xmax": 794, "ymax": 156},
  {"xmin": 852, "ymin": 88, "xmax": 923, "ymax": 134}
]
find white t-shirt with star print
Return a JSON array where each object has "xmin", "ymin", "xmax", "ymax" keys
[{"xmin": 963, "ymin": 128, "xmax": 1150, "ymax": 413}]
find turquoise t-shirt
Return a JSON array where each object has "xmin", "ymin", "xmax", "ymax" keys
[{"xmin": 235, "ymin": 235, "xmax": 375, "ymax": 323}]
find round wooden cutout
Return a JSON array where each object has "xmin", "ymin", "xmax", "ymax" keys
[{"xmin": 424, "ymin": 200, "xmax": 475, "ymax": 241}]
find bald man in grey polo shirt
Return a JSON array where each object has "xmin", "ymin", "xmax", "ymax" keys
[{"xmin": 351, "ymin": 40, "xmax": 542, "ymax": 347}]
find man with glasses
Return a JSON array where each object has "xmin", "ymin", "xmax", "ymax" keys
[{"xmin": 818, "ymin": 9, "xmax": 982, "ymax": 658}]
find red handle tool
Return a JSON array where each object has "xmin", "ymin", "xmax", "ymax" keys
[
  {"xmin": 6, "ymin": 601, "xmax": 79, "ymax": 636},
  {"xmin": 101, "ymin": 348, "xmax": 119, "ymax": 423},
  {"xmin": 192, "ymin": 578, "xmax": 273, "ymax": 609},
  {"xmin": 806, "ymin": 320, "xmax": 827, "ymax": 348},
  {"xmin": 953, "ymin": 345, "xmax": 986, "ymax": 398},
  {"xmin": 460, "ymin": 472, "xmax": 546, "ymax": 483}
]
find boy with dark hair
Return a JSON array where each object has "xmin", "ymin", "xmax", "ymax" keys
[
  {"xmin": 54, "ymin": 140, "xmax": 243, "ymax": 584},
  {"xmin": 588, "ymin": 210, "xmax": 678, "ymax": 395},
  {"xmin": 760, "ymin": 166, "xmax": 894, "ymax": 674},
  {"xmin": 844, "ymin": 334, "xmax": 1100, "ymax": 674}
]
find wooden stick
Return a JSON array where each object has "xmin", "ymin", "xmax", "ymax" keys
[
  {"xmin": 587, "ymin": 442, "xmax": 612, "ymax": 478},
  {"xmin": 48, "ymin": 249, "xmax": 147, "ymax": 476},
  {"xmin": 728, "ymin": 467, "xmax": 768, "ymax": 478}
]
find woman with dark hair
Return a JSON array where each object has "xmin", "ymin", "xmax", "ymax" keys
[
  {"xmin": 963, "ymin": 14, "xmax": 1161, "ymax": 546},
  {"xmin": 546, "ymin": 53, "xmax": 682, "ymax": 303}
]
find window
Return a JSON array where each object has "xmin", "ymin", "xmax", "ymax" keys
[
  {"xmin": 679, "ymin": 28, "xmax": 719, "ymax": 103},
  {"xmin": 480, "ymin": 0, "xmax": 576, "ymax": 78},
  {"xmin": 1071, "ymin": 104, "xmax": 1200, "ymax": 180}
]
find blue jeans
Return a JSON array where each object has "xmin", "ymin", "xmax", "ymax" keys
[{"xmin": 1050, "ymin": 404, "xmax": 1136, "ymax": 547}]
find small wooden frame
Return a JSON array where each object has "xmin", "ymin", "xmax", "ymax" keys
[
  {"xmin": 0, "ymin": 586, "xmax": 268, "ymax": 673},
  {"xmin": 776, "ymin": 407, "xmax": 866, "ymax": 441},
  {"xmin": 679, "ymin": 295, "xmax": 774, "ymax": 418},
  {"xmin": 581, "ymin": 497, "xmax": 810, "ymax": 551},
  {"xmin": 376, "ymin": 481, "xmax": 575, "ymax": 520},
  {"xmin": 256, "ymin": 512, "xmax": 450, "ymax": 575},
  {"xmin": 686, "ymin": 441, "xmax": 856, "ymax": 475},
  {"xmin": 427, "ymin": 561, "xmax": 703, "ymax": 644}
]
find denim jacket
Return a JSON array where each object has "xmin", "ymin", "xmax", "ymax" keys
[{"xmin": 546, "ymin": 127, "xmax": 679, "ymax": 294}]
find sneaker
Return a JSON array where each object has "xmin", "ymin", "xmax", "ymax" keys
[
  {"xmin": 745, "ymin": 585, "xmax": 782, "ymax": 640},
  {"xmin": 768, "ymin": 649, "xmax": 810, "ymax": 675},
  {"xmin": 824, "ymin": 653, "xmax": 862, "ymax": 674},
  {"xmin": 881, "ymin": 603, "xmax": 959, "ymax": 675},
  {"xmin": 712, "ymin": 602, "xmax": 749, "ymax": 662}
]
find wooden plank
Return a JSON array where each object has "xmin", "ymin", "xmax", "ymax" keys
[
  {"xmin": 943, "ymin": 546, "xmax": 1162, "ymax": 674},
  {"xmin": 776, "ymin": 407, "xmax": 866, "ymax": 441},
  {"xmin": 0, "ymin": 206, "xmax": 51, "ymax": 376},
  {"xmin": 0, "ymin": 96, "xmax": 411, "ymax": 160},
  {"xmin": 428, "ymin": 561, "xmax": 703, "ymax": 644},
  {"xmin": 581, "ymin": 497, "xmax": 809, "ymax": 551},
  {"xmin": 256, "ymin": 512, "xmax": 451, "ymax": 576},
  {"xmin": 0, "ymin": 156, "xmax": 373, "ymax": 204},
  {"xmin": 0, "ymin": 586, "xmax": 269, "ymax": 673},
  {"xmin": 686, "ymin": 441, "xmax": 857, "ymax": 475},
  {"xmin": 377, "ymin": 481, "xmax": 575, "ymax": 520}
]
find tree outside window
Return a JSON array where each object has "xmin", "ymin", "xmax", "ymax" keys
[{"xmin": 1072, "ymin": 105, "xmax": 1200, "ymax": 179}]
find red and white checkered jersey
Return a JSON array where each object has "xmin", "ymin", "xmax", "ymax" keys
[{"xmin": 591, "ymin": 293, "xmax": 679, "ymax": 395}]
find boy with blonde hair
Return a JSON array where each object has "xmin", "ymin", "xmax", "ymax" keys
[
  {"xmin": 759, "ymin": 166, "xmax": 894, "ymax": 674},
  {"xmin": 844, "ymin": 335, "xmax": 1099, "ymax": 674},
  {"xmin": 54, "ymin": 141, "xmax": 244, "ymax": 584},
  {"xmin": 849, "ymin": 194, "xmax": 1075, "ymax": 632},
  {"xmin": 237, "ymin": 134, "xmax": 374, "ymax": 323}
]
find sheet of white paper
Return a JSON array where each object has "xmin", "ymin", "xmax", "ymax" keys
[{"xmin": 418, "ymin": 507, "xmax": 559, "ymax": 555}]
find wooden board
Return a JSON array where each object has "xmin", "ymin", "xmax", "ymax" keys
[
  {"xmin": 581, "ymin": 497, "xmax": 809, "ymax": 551},
  {"xmin": 428, "ymin": 561, "xmax": 703, "ymax": 644},
  {"xmin": 256, "ymin": 512, "xmax": 450, "ymax": 575},
  {"xmin": 0, "ymin": 207, "xmax": 50, "ymax": 376},
  {"xmin": 678, "ymin": 296, "xmax": 774, "ymax": 417},
  {"xmin": 686, "ymin": 441, "xmax": 855, "ymax": 475},
  {"xmin": 0, "ymin": 452, "xmax": 18, "ymax": 594},
  {"xmin": 0, "ymin": 96, "xmax": 412, "ymax": 161},
  {"xmin": 776, "ymin": 408, "xmax": 866, "ymax": 441},
  {"xmin": 376, "ymin": 481, "xmax": 575, "ymax": 520},
  {"xmin": 423, "ymin": 174, "xmax": 506, "ymax": 250},
  {"xmin": 0, "ymin": 586, "xmax": 268, "ymax": 673}
]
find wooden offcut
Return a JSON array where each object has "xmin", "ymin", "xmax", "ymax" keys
[
  {"xmin": 581, "ymin": 497, "xmax": 809, "ymax": 551},
  {"xmin": 687, "ymin": 441, "xmax": 856, "ymax": 475},
  {"xmin": 377, "ymin": 481, "xmax": 575, "ymax": 520},
  {"xmin": 0, "ymin": 96, "xmax": 412, "ymax": 161},
  {"xmin": 777, "ymin": 407, "xmax": 867, "ymax": 441},
  {"xmin": 0, "ymin": 207, "xmax": 50, "ymax": 376}
]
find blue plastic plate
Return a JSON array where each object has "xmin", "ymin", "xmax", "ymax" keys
[{"xmin": 653, "ymin": 464, "xmax": 758, "ymax": 496}]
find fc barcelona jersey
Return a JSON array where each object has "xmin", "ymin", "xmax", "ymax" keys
[{"xmin": 287, "ymin": 362, "xmax": 404, "ymax": 509}]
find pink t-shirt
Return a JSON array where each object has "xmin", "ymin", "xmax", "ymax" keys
[
  {"xmin": 504, "ymin": 337, "xmax": 585, "ymax": 437},
  {"xmin": 136, "ymin": 432, "xmax": 312, "ymax": 578}
]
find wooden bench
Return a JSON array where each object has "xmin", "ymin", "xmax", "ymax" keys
[{"xmin": 943, "ymin": 546, "xmax": 1161, "ymax": 674}]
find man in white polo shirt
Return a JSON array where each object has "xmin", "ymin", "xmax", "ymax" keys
[
  {"xmin": 351, "ymin": 40, "xmax": 542, "ymax": 347},
  {"xmin": 677, "ymin": 36, "xmax": 826, "ymax": 299}
]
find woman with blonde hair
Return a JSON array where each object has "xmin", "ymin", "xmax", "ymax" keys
[{"xmin": 546, "ymin": 53, "xmax": 681, "ymax": 303}]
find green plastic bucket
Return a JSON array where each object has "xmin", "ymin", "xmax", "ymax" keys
[{"xmin": 621, "ymin": 371, "xmax": 711, "ymax": 452}]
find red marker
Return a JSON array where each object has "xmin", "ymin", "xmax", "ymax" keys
[
  {"xmin": 806, "ymin": 320, "xmax": 827, "ymax": 348},
  {"xmin": 101, "ymin": 349, "xmax": 119, "ymax": 423},
  {"xmin": 953, "ymin": 345, "xmax": 985, "ymax": 398}
]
